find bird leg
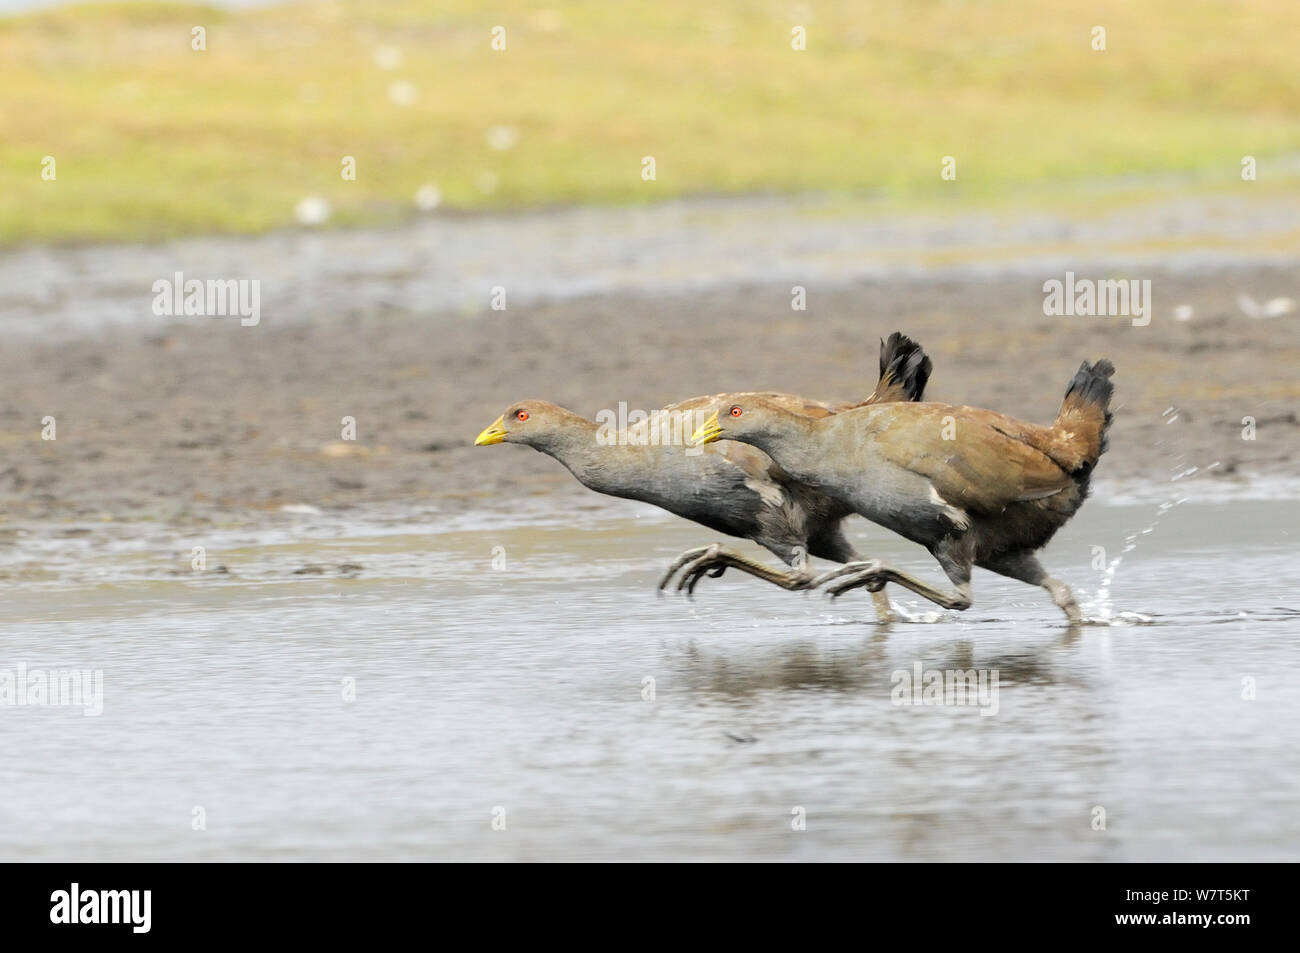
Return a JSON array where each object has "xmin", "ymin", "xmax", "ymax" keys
[
  {"xmin": 869, "ymin": 589, "xmax": 898, "ymax": 624},
  {"xmin": 809, "ymin": 560, "xmax": 886, "ymax": 590},
  {"xmin": 1045, "ymin": 578, "xmax": 1083, "ymax": 625},
  {"xmin": 660, "ymin": 546, "xmax": 896, "ymax": 622},
  {"xmin": 981, "ymin": 551, "xmax": 1083, "ymax": 624},
  {"xmin": 659, "ymin": 543, "xmax": 816, "ymax": 594},
  {"xmin": 810, "ymin": 560, "xmax": 973, "ymax": 611}
]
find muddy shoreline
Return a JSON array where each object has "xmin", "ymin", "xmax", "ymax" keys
[{"xmin": 1, "ymin": 262, "xmax": 1295, "ymax": 529}]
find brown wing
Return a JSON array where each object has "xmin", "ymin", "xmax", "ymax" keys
[{"xmin": 869, "ymin": 404, "xmax": 1074, "ymax": 514}]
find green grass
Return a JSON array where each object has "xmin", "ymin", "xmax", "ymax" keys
[{"xmin": 3, "ymin": 0, "xmax": 1299, "ymax": 243}]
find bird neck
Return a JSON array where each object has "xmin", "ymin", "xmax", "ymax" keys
[
  {"xmin": 537, "ymin": 420, "xmax": 619, "ymax": 486},
  {"xmin": 542, "ymin": 428, "xmax": 676, "ymax": 501},
  {"xmin": 739, "ymin": 414, "xmax": 825, "ymax": 481}
]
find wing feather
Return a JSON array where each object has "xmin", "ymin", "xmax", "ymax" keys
[{"xmin": 870, "ymin": 405, "xmax": 1073, "ymax": 514}]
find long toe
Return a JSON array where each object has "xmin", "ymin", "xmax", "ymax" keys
[
  {"xmin": 676, "ymin": 553, "xmax": 718, "ymax": 594},
  {"xmin": 658, "ymin": 545, "xmax": 714, "ymax": 590},
  {"xmin": 826, "ymin": 569, "xmax": 885, "ymax": 599},
  {"xmin": 684, "ymin": 568, "xmax": 707, "ymax": 596},
  {"xmin": 685, "ymin": 560, "xmax": 729, "ymax": 595},
  {"xmin": 810, "ymin": 559, "xmax": 881, "ymax": 589}
]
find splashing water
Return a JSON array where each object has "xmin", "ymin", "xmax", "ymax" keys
[
  {"xmin": 1084, "ymin": 449, "xmax": 1217, "ymax": 624},
  {"xmin": 1083, "ymin": 405, "xmax": 1222, "ymax": 624},
  {"xmin": 1088, "ymin": 498, "xmax": 1186, "ymax": 623}
]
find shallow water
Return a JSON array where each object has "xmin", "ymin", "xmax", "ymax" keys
[{"xmin": 1, "ymin": 491, "xmax": 1296, "ymax": 861}]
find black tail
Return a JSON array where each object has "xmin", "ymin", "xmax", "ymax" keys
[
  {"xmin": 878, "ymin": 332, "xmax": 933, "ymax": 402},
  {"xmin": 1059, "ymin": 358, "xmax": 1116, "ymax": 463}
]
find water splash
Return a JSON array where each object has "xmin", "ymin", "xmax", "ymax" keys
[
  {"xmin": 1085, "ymin": 432, "xmax": 1216, "ymax": 624},
  {"xmin": 885, "ymin": 601, "xmax": 946, "ymax": 624},
  {"xmin": 1089, "ymin": 497, "xmax": 1186, "ymax": 623}
]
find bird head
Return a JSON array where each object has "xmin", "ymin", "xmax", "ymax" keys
[
  {"xmin": 689, "ymin": 396, "xmax": 797, "ymax": 449},
  {"xmin": 474, "ymin": 400, "xmax": 585, "ymax": 450}
]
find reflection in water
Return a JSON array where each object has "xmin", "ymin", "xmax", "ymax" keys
[
  {"xmin": 677, "ymin": 635, "xmax": 893, "ymax": 697},
  {"xmin": 674, "ymin": 632, "xmax": 1076, "ymax": 699}
]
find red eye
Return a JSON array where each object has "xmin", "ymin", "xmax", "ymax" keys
[
  {"xmin": 729, "ymin": 406, "xmax": 742, "ymax": 417},
  {"xmin": 516, "ymin": 410, "xmax": 529, "ymax": 421}
]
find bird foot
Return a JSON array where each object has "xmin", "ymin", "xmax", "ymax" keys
[
  {"xmin": 675, "ymin": 546, "xmax": 732, "ymax": 595},
  {"xmin": 809, "ymin": 559, "xmax": 884, "ymax": 592},
  {"xmin": 658, "ymin": 543, "xmax": 738, "ymax": 595},
  {"xmin": 657, "ymin": 545, "xmax": 716, "ymax": 591},
  {"xmin": 823, "ymin": 567, "xmax": 888, "ymax": 599},
  {"xmin": 659, "ymin": 543, "xmax": 813, "ymax": 595}
]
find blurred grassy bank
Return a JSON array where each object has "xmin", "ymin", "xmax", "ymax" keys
[{"xmin": 2, "ymin": 0, "xmax": 1299, "ymax": 244}]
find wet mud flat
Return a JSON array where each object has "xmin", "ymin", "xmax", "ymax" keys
[
  {"xmin": 1, "ymin": 192, "xmax": 1298, "ymax": 533},
  {"xmin": 0, "ymin": 263, "xmax": 1296, "ymax": 532}
]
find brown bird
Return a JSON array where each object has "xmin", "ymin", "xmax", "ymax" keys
[
  {"xmin": 474, "ymin": 334, "xmax": 933, "ymax": 617},
  {"xmin": 689, "ymin": 359, "xmax": 1115, "ymax": 622}
]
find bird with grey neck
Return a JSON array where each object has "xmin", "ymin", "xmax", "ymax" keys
[
  {"xmin": 689, "ymin": 359, "xmax": 1115, "ymax": 623},
  {"xmin": 473, "ymin": 333, "xmax": 932, "ymax": 621}
]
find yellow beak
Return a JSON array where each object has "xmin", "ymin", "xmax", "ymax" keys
[
  {"xmin": 690, "ymin": 410, "xmax": 725, "ymax": 446},
  {"xmin": 475, "ymin": 415, "xmax": 508, "ymax": 446}
]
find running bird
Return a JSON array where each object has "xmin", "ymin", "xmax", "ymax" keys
[
  {"xmin": 473, "ymin": 334, "xmax": 932, "ymax": 619},
  {"xmin": 689, "ymin": 359, "xmax": 1116, "ymax": 623}
]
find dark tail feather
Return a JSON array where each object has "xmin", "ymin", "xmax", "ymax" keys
[
  {"xmin": 1058, "ymin": 359, "xmax": 1116, "ymax": 468},
  {"xmin": 876, "ymin": 332, "xmax": 933, "ymax": 403}
]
